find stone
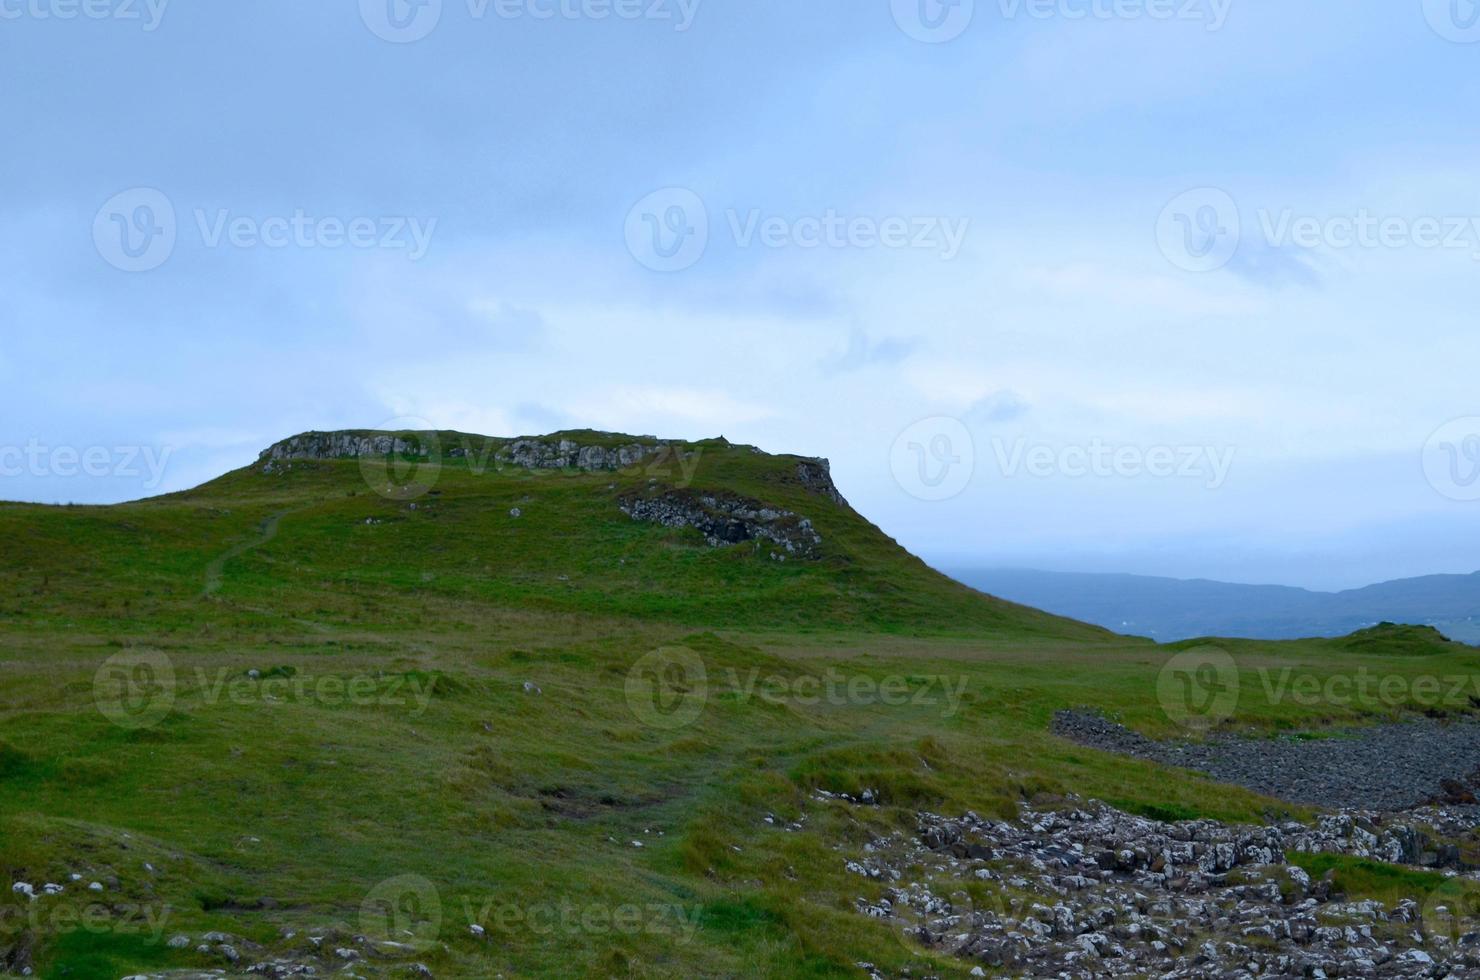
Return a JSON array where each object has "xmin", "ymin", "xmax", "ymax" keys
[
  {"xmin": 620, "ymin": 488, "xmax": 824, "ymax": 558},
  {"xmin": 838, "ymin": 793, "xmax": 1480, "ymax": 979}
]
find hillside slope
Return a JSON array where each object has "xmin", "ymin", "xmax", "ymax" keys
[
  {"xmin": 2, "ymin": 433, "xmax": 1476, "ymax": 979},
  {"xmin": 0, "ymin": 430, "xmax": 1107, "ymax": 642}
]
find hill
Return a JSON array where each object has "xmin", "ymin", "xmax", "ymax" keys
[
  {"xmin": 1, "ymin": 431, "xmax": 1474, "ymax": 979},
  {"xmin": 946, "ymin": 567, "xmax": 1480, "ymax": 643},
  {"xmin": 0, "ymin": 429, "xmax": 1105, "ymax": 642}
]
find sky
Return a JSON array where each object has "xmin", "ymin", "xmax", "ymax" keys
[{"xmin": 4, "ymin": 0, "xmax": 1480, "ymax": 591}]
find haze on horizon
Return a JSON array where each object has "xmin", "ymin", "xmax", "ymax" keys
[{"xmin": 4, "ymin": 0, "xmax": 1480, "ymax": 592}]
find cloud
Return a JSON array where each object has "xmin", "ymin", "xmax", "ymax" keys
[
  {"xmin": 964, "ymin": 390, "xmax": 1030, "ymax": 424},
  {"xmin": 514, "ymin": 402, "xmax": 568, "ymax": 434},
  {"xmin": 1226, "ymin": 242, "xmax": 1322, "ymax": 289},
  {"xmin": 1020, "ymin": 263, "xmax": 1267, "ymax": 318},
  {"xmin": 348, "ymin": 261, "xmax": 549, "ymax": 353},
  {"xmin": 465, "ymin": 302, "xmax": 549, "ymax": 348},
  {"xmin": 820, "ymin": 328, "xmax": 919, "ymax": 374},
  {"xmin": 562, "ymin": 386, "xmax": 777, "ymax": 435}
]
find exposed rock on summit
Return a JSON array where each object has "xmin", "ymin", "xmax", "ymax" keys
[
  {"xmin": 260, "ymin": 431, "xmax": 425, "ymax": 467},
  {"xmin": 794, "ymin": 458, "xmax": 848, "ymax": 506},
  {"xmin": 496, "ymin": 437, "xmax": 682, "ymax": 472},
  {"xmin": 258, "ymin": 431, "xmax": 690, "ymax": 475}
]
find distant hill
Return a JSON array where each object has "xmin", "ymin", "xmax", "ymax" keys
[{"xmin": 945, "ymin": 567, "xmax": 1480, "ymax": 643}]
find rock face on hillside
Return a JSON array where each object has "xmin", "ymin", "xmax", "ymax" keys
[
  {"xmin": 260, "ymin": 431, "xmax": 424, "ymax": 466},
  {"xmin": 795, "ymin": 458, "xmax": 848, "ymax": 506},
  {"xmin": 619, "ymin": 488, "xmax": 824, "ymax": 559},
  {"xmin": 258, "ymin": 431, "xmax": 685, "ymax": 474},
  {"xmin": 257, "ymin": 432, "xmax": 850, "ymax": 505},
  {"xmin": 258, "ymin": 432, "xmax": 847, "ymax": 559},
  {"xmin": 497, "ymin": 437, "xmax": 675, "ymax": 472}
]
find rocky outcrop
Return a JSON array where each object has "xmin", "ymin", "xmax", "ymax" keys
[
  {"xmin": 260, "ymin": 431, "xmax": 427, "ymax": 466},
  {"xmin": 833, "ymin": 792, "xmax": 1480, "ymax": 979},
  {"xmin": 618, "ymin": 488, "xmax": 823, "ymax": 558},
  {"xmin": 259, "ymin": 432, "xmax": 683, "ymax": 475},
  {"xmin": 497, "ymin": 437, "xmax": 675, "ymax": 472},
  {"xmin": 795, "ymin": 459, "xmax": 847, "ymax": 506}
]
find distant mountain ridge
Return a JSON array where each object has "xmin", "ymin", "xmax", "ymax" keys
[{"xmin": 944, "ymin": 568, "xmax": 1480, "ymax": 643}]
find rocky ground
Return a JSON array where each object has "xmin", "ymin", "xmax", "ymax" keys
[
  {"xmin": 836, "ymin": 792, "xmax": 1480, "ymax": 978},
  {"xmin": 618, "ymin": 488, "xmax": 824, "ymax": 558},
  {"xmin": 1052, "ymin": 710, "xmax": 1480, "ymax": 810}
]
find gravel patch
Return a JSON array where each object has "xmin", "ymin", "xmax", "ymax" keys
[{"xmin": 1054, "ymin": 709, "xmax": 1480, "ymax": 810}]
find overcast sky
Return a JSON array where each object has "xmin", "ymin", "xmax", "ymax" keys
[{"xmin": 4, "ymin": 0, "xmax": 1480, "ymax": 590}]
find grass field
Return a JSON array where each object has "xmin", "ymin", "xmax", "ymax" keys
[{"xmin": 3, "ymin": 432, "xmax": 1477, "ymax": 978}]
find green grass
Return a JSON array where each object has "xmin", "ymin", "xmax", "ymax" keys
[
  {"xmin": 1288, "ymin": 852, "xmax": 1450, "ymax": 906},
  {"xmin": 1, "ymin": 431, "xmax": 1477, "ymax": 977}
]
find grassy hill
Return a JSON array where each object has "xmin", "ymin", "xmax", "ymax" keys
[
  {"xmin": 0, "ymin": 429, "xmax": 1103, "ymax": 643},
  {"xmin": 0, "ymin": 431, "xmax": 1475, "ymax": 979}
]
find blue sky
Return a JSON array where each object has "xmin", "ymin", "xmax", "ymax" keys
[{"xmin": 4, "ymin": 0, "xmax": 1480, "ymax": 590}]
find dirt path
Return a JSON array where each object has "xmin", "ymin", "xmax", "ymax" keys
[{"xmin": 201, "ymin": 510, "xmax": 294, "ymax": 598}]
